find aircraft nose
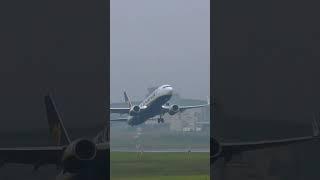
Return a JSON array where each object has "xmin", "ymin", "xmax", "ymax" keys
[{"xmin": 166, "ymin": 86, "xmax": 173, "ymax": 95}]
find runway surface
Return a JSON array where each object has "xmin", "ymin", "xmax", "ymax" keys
[{"xmin": 111, "ymin": 147, "xmax": 209, "ymax": 152}]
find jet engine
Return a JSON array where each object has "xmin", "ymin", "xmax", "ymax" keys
[
  {"xmin": 211, "ymin": 138, "xmax": 222, "ymax": 159},
  {"xmin": 168, "ymin": 104, "xmax": 179, "ymax": 115},
  {"xmin": 211, "ymin": 138, "xmax": 237, "ymax": 164},
  {"xmin": 62, "ymin": 139, "xmax": 97, "ymax": 173},
  {"xmin": 129, "ymin": 105, "xmax": 140, "ymax": 116}
]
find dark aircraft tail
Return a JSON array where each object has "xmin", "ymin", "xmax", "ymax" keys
[
  {"xmin": 44, "ymin": 95, "xmax": 71, "ymax": 146},
  {"xmin": 124, "ymin": 91, "xmax": 132, "ymax": 108}
]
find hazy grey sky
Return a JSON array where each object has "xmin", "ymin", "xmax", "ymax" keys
[{"xmin": 111, "ymin": 0, "xmax": 210, "ymax": 103}]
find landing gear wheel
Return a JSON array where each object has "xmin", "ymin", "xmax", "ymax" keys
[{"xmin": 158, "ymin": 118, "xmax": 164, "ymax": 123}]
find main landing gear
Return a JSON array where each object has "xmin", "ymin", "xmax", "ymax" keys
[{"xmin": 157, "ymin": 116, "xmax": 164, "ymax": 123}]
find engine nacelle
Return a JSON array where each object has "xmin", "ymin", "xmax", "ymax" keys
[
  {"xmin": 129, "ymin": 105, "xmax": 140, "ymax": 116},
  {"xmin": 211, "ymin": 138, "xmax": 222, "ymax": 159},
  {"xmin": 62, "ymin": 139, "xmax": 97, "ymax": 173},
  {"xmin": 168, "ymin": 104, "xmax": 179, "ymax": 115}
]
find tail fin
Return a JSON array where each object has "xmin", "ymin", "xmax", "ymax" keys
[
  {"xmin": 44, "ymin": 94, "xmax": 71, "ymax": 146},
  {"xmin": 124, "ymin": 91, "xmax": 132, "ymax": 108},
  {"xmin": 312, "ymin": 112, "xmax": 320, "ymax": 137}
]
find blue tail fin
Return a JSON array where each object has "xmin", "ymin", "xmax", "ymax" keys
[
  {"xmin": 44, "ymin": 94, "xmax": 71, "ymax": 146},
  {"xmin": 124, "ymin": 91, "xmax": 132, "ymax": 108}
]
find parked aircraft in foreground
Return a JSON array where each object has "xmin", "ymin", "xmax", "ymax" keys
[
  {"xmin": 0, "ymin": 95, "xmax": 109, "ymax": 180},
  {"xmin": 210, "ymin": 113, "xmax": 320, "ymax": 166}
]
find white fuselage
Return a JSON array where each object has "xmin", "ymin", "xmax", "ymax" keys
[{"xmin": 128, "ymin": 85, "xmax": 173, "ymax": 126}]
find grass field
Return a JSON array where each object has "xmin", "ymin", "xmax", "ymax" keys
[
  {"xmin": 111, "ymin": 131, "xmax": 210, "ymax": 149},
  {"xmin": 110, "ymin": 152, "xmax": 210, "ymax": 180}
]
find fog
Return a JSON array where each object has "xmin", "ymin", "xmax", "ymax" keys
[{"xmin": 110, "ymin": 0, "xmax": 210, "ymax": 103}]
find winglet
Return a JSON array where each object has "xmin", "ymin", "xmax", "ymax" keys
[
  {"xmin": 124, "ymin": 91, "xmax": 132, "ymax": 108},
  {"xmin": 44, "ymin": 94, "xmax": 71, "ymax": 146},
  {"xmin": 312, "ymin": 112, "xmax": 320, "ymax": 137}
]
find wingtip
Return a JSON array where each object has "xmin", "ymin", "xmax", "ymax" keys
[
  {"xmin": 44, "ymin": 90, "xmax": 54, "ymax": 98},
  {"xmin": 45, "ymin": 93, "xmax": 51, "ymax": 98},
  {"xmin": 44, "ymin": 93, "xmax": 54, "ymax": 103},
  {"xmin": 312, "ymin": 112, "xmax": 320, "ymax": 137}
]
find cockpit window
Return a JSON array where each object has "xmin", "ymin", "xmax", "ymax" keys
[{"xmin": 162, "ymin": 85, "xmax": 171, "ymax": 88}]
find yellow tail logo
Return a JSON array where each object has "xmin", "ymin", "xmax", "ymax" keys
[{"xmin": 52, "ymin": 123, "xmax": 62, "ymax": 146}]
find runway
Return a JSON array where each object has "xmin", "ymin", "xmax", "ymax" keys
[{"xmin": 111, "ymin": 147, "xmax": 209, "ymax": 152}]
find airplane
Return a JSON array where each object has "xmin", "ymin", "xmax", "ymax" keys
[
  {"xmin": 210, "ymin": 113, "xmax": 320, "ymax": 167},
  {"xmin": 0, "ymin": 95, "xmax": 318, "ymax": 180},
  {"xmin": 110, "ymin": 84, "xmax": 209, "ymax": 126},
  {"xmin": 0, "ymin": 95, "xmax": 109, "ymax": 180}
]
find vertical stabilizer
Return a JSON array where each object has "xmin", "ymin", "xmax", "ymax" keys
[
  {"xmin": 124, "ymin": 91, "xmax": 132, "ymax": 108},
  {"xmin": 44, "ymin": 95, "xmax": 71, "ymax": 146}
]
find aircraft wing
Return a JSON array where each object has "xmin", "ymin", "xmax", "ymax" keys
[
  {"xmin": 162, "ymin": 104, "xmax": 209, "ymax": 113},
  {"xmin": 0, "ymin": 146, "xmax": 64, "ymax": 166},
  {"xmin": 0, "ymin": 144, "xmax": 109, "ymax": 168},
  {"xmin": 110, "ymin": 107, "xmax": 130, "ymax": 114},
  {"xmin": 179, "ymin": 97, "xmax": 210, "ymax": 112},
  {"xmin": 110, "ymin": 118, "xmax": 128, "ymax": 122},
  {"xmin": 213, "ymin": 135, "xmax": 319, "ymax": 164},
  {"xmin": 179, "ymin": 104, "xmax": 209, "ymax": 112},
  {"xmin": 213, "ymin": 116, "xmax": 320, "ymax": 161},
  {"xmin": 221, "ymin": 136, "xmax": 318, "ymax": 153}
]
